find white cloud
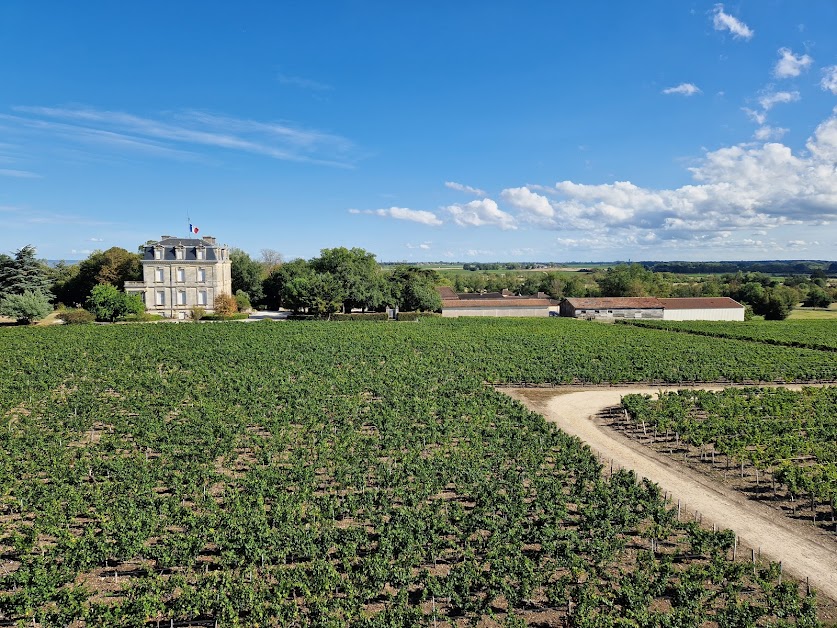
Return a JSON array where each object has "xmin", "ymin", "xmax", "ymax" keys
[
  {"xmin": 712, "ymin": 4, "xmax": 754, "ymax": 40},
  {"xmin": 821, "ymin": 66, "xmax": 837, "ymax": 95},
  {"xmin": 444, "ymin": 181, "xmax": 486, "ymax": 196},
  {"xmin": 88, "ymin": 237, "xmax": 104, "ymax": 242},
  {"xmin": 0, "ymin": 168, "xmax": 41, "ymax": 178},
  {"xmin": 445, "ymin": 198, "xmax": 517, "ymax": 230},
  {"xmin": 773, "ymin": 48, "xmax": 813, "ymax": 79},
  {"xmin": 753, "ymin": 125, "xmax": 788, "ymax": 141},
  {"xmin": 498, "ymin": 109, "xmax": 837, "ymax": 247},
  {"xmin": 662, "ymin": 83, "xmax": 702, "ymax": 96},
  {"xmin": 501, "ymin": 187, "xmax": 554, "ymax": 220},
  {"xmin": 406, "ymin": 242, "xmax": 432, "ymax": 250},
  {"xmin": 349, "ymin": 206, "xmax": 443, "ymax": 226},
  {"xmin": 758, "ymin": 90, "xmax": 800, "ymax": 111}
]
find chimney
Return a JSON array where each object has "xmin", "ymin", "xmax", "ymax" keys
[{"xmin": 202, "ymin": 236, "xmax": 217, "ymax": 245}]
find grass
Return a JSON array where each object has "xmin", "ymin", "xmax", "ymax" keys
[{"xmin": 788, "ymin": 304, "xmax": 837, "ymax": 320}]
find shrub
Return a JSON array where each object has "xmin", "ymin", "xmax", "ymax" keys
[
  {"xmin": 235, "ymin": 290, "xmax": 252, "ymax": 312},
  {"xmin": 86, "ymin": 284, "xmax": 145, "ymax": 322},
  {"xmin": 213, "ymin": 294, "xmax": 238, "ymax": 318},
  {"xmin": 190, "ymin": 306, "xmax": 206, "ymax": 321},
  {"xmin": 0, "ymin": 290, "xmax": 53, "ymax": 324},
  {"xmin": 57, "ymin": 308, "xmax": 95, "ymax": 325}
]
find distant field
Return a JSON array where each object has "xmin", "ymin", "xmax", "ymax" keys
[
  {"xmin": 621, "ymin": 318, "xmax": 837, "ymax": 352},
  {"xmin": 788, "ymin": 305, "xmax": 837, "ymax": 320}
]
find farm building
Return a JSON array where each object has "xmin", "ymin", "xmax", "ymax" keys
[
  {"xmin": 560, "ymin": 297, "xmax": 664, "ymax": 320},
  {"xmin": 439, "ymin": 288, "xmax": 559, "ymax": 317},
  {"xmin": 560, "ymin": 297, "xmax": 745, "ymax": 321},
  {"xmin": 658, "ymin": 297, "xmax": 746, "ymax": 321}
]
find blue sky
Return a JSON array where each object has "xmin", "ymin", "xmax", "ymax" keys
[{"xmin": 2, "ymin": 1, "xmax": 837, "ymax": 263}]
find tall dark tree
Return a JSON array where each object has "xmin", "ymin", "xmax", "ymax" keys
[
  {"xmin": 0, "ymin": 245, "xmax": 52, "ymax": 299},
  {"xmin": 230, "ymin": 248, "xmax": 265, "ymax": 306}
]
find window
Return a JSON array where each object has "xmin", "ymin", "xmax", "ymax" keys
[
  {"xmin": 198, "ymin": 268, "xmax": 206, "ymax": 283},
  {"xmin": 198, "ymin": 290, "xmax": 207, "ymax": 306},
  {"xmin": 155, "ymin": 268, "xmax": 164, "ymax": 282},
  {"xmin": 176, "ymin": 268, "xmax": 185, "ymax": 282},
  {"xmin": 178, "ymin": 291, "xmax": 187, "ymax": 305},
  {"xmin": 175, "ymin": 247, "xmax": 184, "ymax": 260},
  {"xmin": 155, "ymin": 290, "xmax": 165, "ymax": 306},
  {"xmin": 154, "ymin": 248, "xmax": 162, "ymax": 260},
  {"xmin": 196, "ymin": 248, "xmax": 204, "ymax": 260}
]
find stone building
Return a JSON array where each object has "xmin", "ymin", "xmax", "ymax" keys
[{"xmin": 124, "ymin": 235, "xmax": 232, "ymax": 319}]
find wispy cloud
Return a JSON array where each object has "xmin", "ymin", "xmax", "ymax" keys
[
  {"xmin": 753, "ymin": 125, "xmax": 788, "ymax": 141},
  {"xmin": 712, "ymin": 4, "xmax": 754, "ymax": 40},
  {"xmin": 444, "ymin": 181, "xmax": 487, "ymax": 196},
  {"xmin": 822, "ymin": 66, "xmax": 837, "ymax": 95},
  {"xmin": 4, "ymin": 105, "xmax": 357, "ymax": 167},
  {"xmin": 88, "ymin": 237, "xmax": 104, "ymax": 242},
  {"xmin": 757, "ymin": 90, "xmax": 800, "ymax": 111},
  {"xmin": 406, "ymin": 242, "xmax": 432, "ymax": 250},
  {"xmin": 0, "ymin": 168, "xmax": 41, "ymax": 178},
  {"xmin": 662, "ymin": 83, "xmax": 702, "ymax": 96},
  {"xmin": 277, "ymin": 73, "xmax": 332, "ymax": 92},
  {"xmin": 773, "ymin": 48, "xmax": 813, "ymax": 78},
  {"xmin": 349, "ymin": 206, "xmax": 443, "ymax": 226}
]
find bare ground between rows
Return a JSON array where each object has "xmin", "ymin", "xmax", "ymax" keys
[{"xmin": 501, "ymin": 384, "xmax": 837, "ymax": 620}]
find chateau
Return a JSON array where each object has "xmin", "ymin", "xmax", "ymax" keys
[{"xmin": 124, "ymin": 235, "xmax": 232, "ymax": 319}]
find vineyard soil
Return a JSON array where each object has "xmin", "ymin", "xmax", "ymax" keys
[{"xmin": 504, "ymin": 385, "xmax": 837, "ymax": 612}]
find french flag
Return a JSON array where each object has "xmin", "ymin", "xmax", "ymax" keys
[{"xmin": 189, "ymin": 224, "xmax": 199, "ymax": 234}]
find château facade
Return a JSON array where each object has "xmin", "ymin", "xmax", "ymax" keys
[{"xmin": 124, "ymin": 235, "xmax": 232, "ymax": 319}]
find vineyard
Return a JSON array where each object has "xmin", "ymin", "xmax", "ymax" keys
[
  {"xmin": 620, "ymin": 319, "xmax": 837, "ymax": 352},
  {"xmin": 0, "ymin": 319, "xmax": 834, "ymax": 626},
  {"xmin": 620, "ymin": 387, "xmax": 837, "ymax": 534}
]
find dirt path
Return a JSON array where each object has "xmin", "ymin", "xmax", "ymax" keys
[{"xmin": 502, "ymin": 385, "xmax": 837, "ymax": 603}]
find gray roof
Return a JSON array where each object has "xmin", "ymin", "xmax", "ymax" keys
[{"xmin": 142, "ymin": 237, "xmax": 223, "ymax": 262}]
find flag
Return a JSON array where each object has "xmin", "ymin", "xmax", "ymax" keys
[{"xmin": 190, "ymin": 224, "xmax": 199, "ymax": 234}]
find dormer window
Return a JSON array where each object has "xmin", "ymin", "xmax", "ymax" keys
[
  {"xmin": 154, "ymin": 248, "xmax": 162, "ymax": 260},
  {"xmin": 196, "ymin": 248, "xmax": 205, "ymax": 260},
  {"xmin": 175, "ymin": 247, "xmax": 184, "ymax": 260}
]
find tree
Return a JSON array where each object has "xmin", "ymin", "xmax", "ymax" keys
[
  {"xmin": 596, "ymin": 264, "xmax": 669, "ymax": 297},
  {"xmin": 804, "ymin": 286, "xmax": 832, "ymax": 308},
  {"xmin": 53, "ymin": 248, "xmax": 141, "ymax": 307},
  {"xmin": 86, "ymin": 284, "xmax": 144, "ymax": 322},
  {"xmin": 263, "ymin": 258, "xmax": 310, "ymax": 310},
  {"xmin": 310, "ymin": 247, "xmax": 386, "ymax": 312},
  {"xmin": 230, "ymin": 248, "xmax": 264, "ymax": 306},
  {"xmin": 0, "ymin": 245, "xmax": 53, "ymax": 300},
  {"xmin": 388, "ymin": 266, "xmax": 442, "ymax": 311},
  {"xmin": 761, "ymin": 286, "xmax": 798, "ymax": 320},
  {"xmin": 0, "ymin": 290, "xmax": 53, "ymax": 324},
  {"xmin": 259, "ymin": 249, "xmax": 284, "ymax": 276}
]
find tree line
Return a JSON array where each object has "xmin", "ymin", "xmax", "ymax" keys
[
  {"xmin": 2, "ymin": 243, "xmax": 834, "ymax": 324},
  {"xmin": 447, "ymin": 263, "xmax": 835, "ymax": 320}
]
